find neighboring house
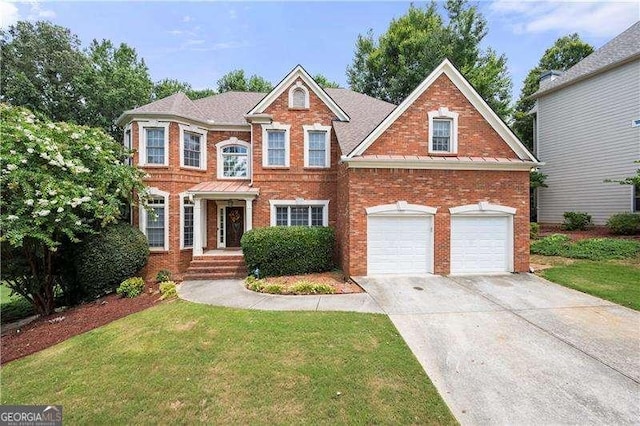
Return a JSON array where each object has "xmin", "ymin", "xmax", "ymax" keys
[
  {"xmin": 117, "ymin": 59, "xmax": 539, "ymax": 280},
  {"xmin": 532, "ymin": 21, "xmax": 640, "ymax": 225}
]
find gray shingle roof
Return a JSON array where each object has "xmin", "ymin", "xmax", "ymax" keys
[
  {"xmin": 534, "ymin": 21, "xmax": 640, "ymax": 97},
  {"xmin": 193, "ymin": 91, "xmax": 266, "ymax": 124},
  {"xmin": 126, "ymin": 92, "xmax": 209, "ymax": 122}
]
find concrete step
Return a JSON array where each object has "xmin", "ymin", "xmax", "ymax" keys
[
  {"xmin": 192, "ymin": 255, "xmax": 244, "ymax": 261},
  {"xmin": 183, "ymin": 272, "xmax": 247, "ymax": 280},
  {"xmin": 187, "ymin": 265, "xmax": 247, "ymax": 273}
]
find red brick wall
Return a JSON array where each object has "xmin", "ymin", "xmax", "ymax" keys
[
  {"xmin": 340, "ymin": 168, "xmax": 530, "ymax": 276},
  {"xmin": 363, "ymin": 74, "xmax": 517, "ymax": 158}
]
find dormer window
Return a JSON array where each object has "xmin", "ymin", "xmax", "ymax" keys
[
  {"xmin": 428, "ymin": 107, "xmax": 459, "ymax": 154},
  {"xmin": 217, "ymin": 138, "xmax": 251, "ymax": 179},
  {"xmin": 288, "ymin": 81, "xmax": 309, "ymax": 109}
]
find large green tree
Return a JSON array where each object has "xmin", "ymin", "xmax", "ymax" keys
[
  {"xmin": 0, "ymin": 21, "xmax": 88, "ymax": 124},
  {"xmin": 346, "ymin": 0, "xmax": 512, "ymax": 118},
  {"xmin": 313, "ymin": 74, "xmax": 340, "ymax": 88},
  {"xmin": 512, "ymin": 34, "xmax": 594, "ymax": 150},
  {"xmin": 217, "ymin": 69, "xmax": 273, "ymax": 93},
  {"xmin": 78, "ymin": 39, "xmax": 154, "ymax": 140},
  {"xmin": 152, "ymin": 78, "xmax": 215, "ymax": 101}
]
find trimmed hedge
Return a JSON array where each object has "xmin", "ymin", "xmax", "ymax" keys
[
  {"xmin": 241, "ymin": 226, "xmax": 334, "ymax": 277},
  {"xmin": 73, "ymin": 222, "xmax": 150, "ymax": 299}
]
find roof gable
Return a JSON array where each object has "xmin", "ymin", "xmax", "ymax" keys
[
  {"xmin": 117, "ymin": 92, "xmax": 208, "ymax": 125},
  {"xmin": 247, "ymin": 65, "xmax": 350, "ymax": 122},
  {"xmin": 345, "ymin": 59, "xmax": 537, "ymax": 162}
]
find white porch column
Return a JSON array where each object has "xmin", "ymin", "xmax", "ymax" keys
[
  {"xmin": 193, "ymin": 197, "xmax": 203, "ymax": 256},
  {"xmin": 245, "ymin": 198, "xmax": 253, "ymax": 231}
]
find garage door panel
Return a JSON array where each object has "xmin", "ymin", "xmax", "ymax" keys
[
  {"xmin": 451, "ymin": 216, "xmax": 511, "ymax": 274},
  {"xmin": 367, "ymin": 215, "xmax": 432, "ymax": 275}
]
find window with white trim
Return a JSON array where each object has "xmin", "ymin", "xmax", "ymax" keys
[
  {"xmin": 303, "ymin": 124, "xmax": 331, "ymax": 168},
  {"xmin": 146, "ymin": 196, "xmax": 166, "ymax": 248},
  {"xmin": 217, "ymin": 138, "xmax": 251, "ymax": 179},
  {"xmin": 288, "ymin": 81, "xmax": 309, "ymax": 109},
  {"xmin": 123, "ymin": 125, "xmax": 132, "ymax": 165},
  {"xmin": 270, "ymin": 200, "xmax": 329, "ymax": 227},
  {"xmin": 262, "ymin": 123, "xmax": 291, "ymax": 167},
  {"xmin": 428, "ymin": 107, "xmax": 459, "ymax": 154},
  {"xmin": 139, "ymin": 122, "xmax": 169, "ymax": 166},
  {"xmin": 179, "ymin": 125, "xmax": 207, "ymax": 169},
  {"xmin": 182, "ymin": 196, "xmax": 194, "ymax": 248},
  {"xmin": 634, "ymin": 184, "xmax": 639, "ymax": 212}
]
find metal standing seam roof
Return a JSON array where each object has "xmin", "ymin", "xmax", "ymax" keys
[
  {"xmin": 188, "ymin": 181, "xmax": 259, "ymax": 193},
  {"xmin": 533, "ymin": 21, "xmax": 640, "ymax": 98}
]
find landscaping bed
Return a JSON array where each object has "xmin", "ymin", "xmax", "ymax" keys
[
  {"xmin": 539, "ymin": 224, "xmax": 640, "ymax": 241},
  {"xmin": 1, "ymin": 284, "xmax": 161, "ymax": 364},
  {"xmin": 246, "ymin": 271, "xmax": 363, "ymax": 295}
]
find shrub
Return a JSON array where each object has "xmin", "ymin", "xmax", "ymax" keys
[
  {"xmin": 530, "ymin": 234, "xmax": 571, "ymax": 256},
  {"xmin": 116, "ymin": 277, "xmax": 145, "ymax": 298},
  {"xmin": 263, "ymin": 284, "xmax": 284, "ymax": 294},
  {"xmin": 156, "ymin": 269, "xmax": 172, "ymax": 283},
  {"xmin": 159, "ymin": 281, "xmax": 177, "ymax": 300},
  {"xmin": 531, "ymin": 235, "xmax": 640, "ymax": 260},
  {"xmin": 73, "ymin": 223, "xmax": 150, "ymax": 299},
  {"xmin": 241, "ymin": 226, "xmax": 335, "ymax": 277},
  {"xmin": 530, "ymin": 222, "xmax": 540, "ymax": 240},
  {"xmin": 290, "ymin": 280, "xmax": 335, "ymax": 295},
  {"xmin": 562, "ymin": 212, "xmax": 592, "ymax": 231},
  {"xmin": 606, "ymin": 213, "xmax": 640, "ymax": 235}
]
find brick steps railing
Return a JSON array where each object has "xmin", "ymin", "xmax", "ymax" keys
[{"xmin": 183, "ymin": 254, "xmax": 247, "ymax": 281}]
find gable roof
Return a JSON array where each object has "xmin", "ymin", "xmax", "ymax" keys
[
  {"xmin": 116, "ymin": 92, "xmax": 209, "ymax": 125},
  {"xmin": 345, "ymin": 59, "xmax": 538, "ymax": 162},
  {"xmin": 247, "ymin": 65, "xmax": 350, "ymax": 121},
  {"xmin": 193, "ymin": 91, "xmax": 266, "ymax": 124},
  {"xmin": 533, "ymin": 21, "xmax": 640, "ymax": 98}
]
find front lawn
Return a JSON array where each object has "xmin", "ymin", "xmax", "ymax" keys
[
  {"xmin": 1, "ymin": 301, "xmax": 456, "ymax": 424},
  {"xmin": 539, "ymin": 261, "xmax": 640, "ymax": 311}
]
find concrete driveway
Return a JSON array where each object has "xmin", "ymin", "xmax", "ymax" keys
[{"xmin": 356, "ymin": 274, "xmax": 640, "ymax": 425}]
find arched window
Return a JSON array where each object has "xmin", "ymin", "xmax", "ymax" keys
[
  {"xmin": 292, "ymin": 88, "xmax": 306, "ymax": 108},
  {"xmin": 217, "ymin": 138, "xmax": 250, "ymax": 179},
  {"xmin": 288, "ymin": 82, "xmax": 309, "ymax": 109}
]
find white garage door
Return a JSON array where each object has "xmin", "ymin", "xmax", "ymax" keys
[
  {"xmin": 367, "ymin": 215, "xmax": 432, "ymax": 275},
  {"xmin": 450, "ymin": 216, "xmax": 511, "ymax": 274}
]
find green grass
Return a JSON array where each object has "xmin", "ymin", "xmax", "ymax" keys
[
  {"xmin": 0, "ymin": 284, "xmax": 34, "ymax": 323},
  {"xmin": 1, "ymin": 301, "xmax": 456, "ymax": 425},
  {"xmin": 531, "ymin": 235, "xmax": 640, "ymax": 260},
  {"xmin": 540, "ymin": 261, "xmax": 640, "ymax": 310}
]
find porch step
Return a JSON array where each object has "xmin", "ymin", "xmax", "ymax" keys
[
  {"xmin": 184, "ymin": 255, "xmax": 248, "ymax": 280},
  {"xmin": 183, "ymin": 272, "xmax": 247, "ymax": 281}
]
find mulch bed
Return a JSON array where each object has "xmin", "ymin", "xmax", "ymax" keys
[
  {"xmin": 539, "ymin": 224, "xmax": 640, "ymax": 241},
  {"xmin": 1, "ymin": 284, "xmax": 161, "ymax": 365},
  {"xmin": 262, "ymin": 271, "xmax": 363, "ymax": 294}
]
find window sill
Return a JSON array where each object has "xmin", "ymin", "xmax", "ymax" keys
[
  {"xmin": 427, "ymin": 152, "xmax": 458, "ymax": 157},
  {"xmin": 140, "ymin": 164, "xmax": 170, "ymax": 169},
  {"xmin": 303, "ymin": 166, "xmax": 331, "ymax": 170},
  {"xmin": 149, "ymin": 248, "xmax": 169, "ymax": 253},
  {"xmin": 218, "ymin": 176, "xmax": 251, "ymax": 180},
  {"xmin": 288, "ymin": 107, "xmax": 309, "ymax": 111},
  {"xmin": 180, "ymin": 166, "xmax": 207, "ymax": 172},
  {"xmin": 262, "ymin": 166, "xmax": 290, "ymax": 170}
]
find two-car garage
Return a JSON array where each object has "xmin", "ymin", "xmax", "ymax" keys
[{"xmin": 366, "ymin": 202, "xmax": 515, "ymax": 275}]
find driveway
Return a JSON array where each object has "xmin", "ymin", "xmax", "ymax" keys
[{"xmin": 356, "ymin": 274, "xmax": 640, "ymax": 425}]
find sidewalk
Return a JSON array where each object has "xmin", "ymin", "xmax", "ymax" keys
[{"xmin": 177, "ymin": 279, "xmax": 384, "ymax": 313}]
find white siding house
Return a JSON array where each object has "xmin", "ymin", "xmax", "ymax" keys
[{"xmin": 533, "ymin": 22, "xmax": 640, "ymax": 225}]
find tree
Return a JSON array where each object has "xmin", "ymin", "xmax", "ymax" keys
[
  {"xmin": 346, "ymin": 1, "xmax": 512, "ymax": 118},
  {"xmin": 78, "ymin": 39, "xmax": 154, "ymax": 140},
  {"xmin": 0, "ymin": 21, "xmax": 87, "ymax": 124},
  {"xmin": 152, "ymin": 79, "xmax": 216, "ymax": 101},
  {"xmin": 512, "ymin": 34, "xmax": 594, "ymax": 150},
  {"xmin": 217, "ymin": 69, "xmax": 273, "ymax": 93},
  {"xmin": 313, "ymin": 74, "xmax": 340, "ymax": 88},
  {"xmin": 0, "ymin": 104, "xmax": 148, "ymax": 315}
]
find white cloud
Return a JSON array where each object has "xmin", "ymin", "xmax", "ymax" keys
[
  {"xmin": 26, "ymin": 0, "xmax": 56, "ymax": 20},
  {"xmin": 489, "ymin": 0, "xmax": 639, "ymax": 38},
  {"xmin": 182, "ymin": 15, "xmax": 192, "ymax": 23},
  {"xmin": 0, "ymin": 0, "xmax": 20, "ymax": 28}
]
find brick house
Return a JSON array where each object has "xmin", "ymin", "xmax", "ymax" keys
[{"xmin": 116, "ymin": 59, "xmax": 539, "ymax": 280}]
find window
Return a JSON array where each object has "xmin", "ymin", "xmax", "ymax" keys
[
  {"xmin": 179, "ymin": 124, "xmax": 207, "ymax": 169},
  {"xmin": 139, "ymin": 121, "xmax": 169, "ymax": 166},
  {"xmin": 262, "ymin": 123, "xmax": 290, "ymax": 167},
  {"xmin": 223, "ymin": 146, "xmax": 248, "ymax": 177},
  {"xmin": 182, "ymin": 196, "xmax": 194, "ymax": 248},
  {"xmin": 123, "ymin": 126, "xmax": 132, "ymax": 165},
  {"xmin": 270, "ymin": 200, "xmax": 329, "ymax": 226},
  {"xmin": 303, "ymin": 124, "xmax": 332, "ymax": 168},
  {"xmin": 288, "ymin": 81, "xmax": 309, "ymax": 109},
  {"xmin": 634, "ymin": 185, "xmax": 640, "ymax": 212},
  {"xmin": 428, "ymin": 107, "xmax": 459, "ymax": 154},
  {"xmin": 146, "ymin": 196, "xmax": 166, "ymax": 248}
]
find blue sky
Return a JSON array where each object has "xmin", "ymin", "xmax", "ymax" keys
[{"xmin": 1, "ymin": 1, "xmax": 638, "ymax": 101}]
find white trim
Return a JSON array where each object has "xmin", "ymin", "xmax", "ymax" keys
[
  {"xmin": 343, "ymin": 158, "xmax": 540, "ymax": 171},
  {"xmin": 123, "ymin": 123, "xmax": 132, "ymax": 166},
  {"xmin": 248, "ymin": 65, "xmax": 350, "ymax": 122},
  {"xmin": 138, "ymin": 121, "xmax": 170, "ymax": 167},
  {"xmin": 216, "ymin": 138, "xmax": 251, "ymax": 180},
  {"xmin": 179, "ymin": 124, "xmax": 207, "ymax": 170},
  {"xmin": 366, "ymin": 201, "xmax": 437, "ymax": 216},
  {"xmin": 139, "ymin": 187, "xmax": 170, "ymax": 251},
  {"xmin": 449, "ymin": 202, "xmax": 516, "ymax": 216},
  {"xmin": 179, "ymin": 192, "xmax": 194, "ymax": 249},
  {"xmin": 288, "ymin": 81, "xmax": 310, "ymax": 109},
  {"xmin": 428, "ymin": 107, "xmax": 459, "ymax": 154},
  {"xmin": 262, "ymin": 122, "xmax": 291, "ymax": 168},
  {"xmin": 347, "ymin": 59, "xmax": 537, "ymax": 162},
  {"xmin": 303, "ymin": 123, "xmax": 332, "ymax": 168},
  {"xmin": 268, "ymin": 199, "xmax": 330, "ymax": 226}
]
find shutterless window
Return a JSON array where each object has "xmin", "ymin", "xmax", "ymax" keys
[
  {"xmin": 267, "ymin": 130, "xmax": 286, "ymax": 166},
  {"xmin": 222, "ymin": 145, "xmax": 248, "ymax": 177},
  {"xmin": 308, "ymin": 131, "xmax": 327, "ymax": 167},
  {"xmin": 274, "ymin": 205, "xmax": 324, "ymax": 226},
  {"xmin": 146, "ymin": 128, "xmax": 165, "ymax": 164},
  {"xmin": 147, "ymin": 196, "xmax": 166, "ymax": 248},
  {"xmin": 634, "ymin": 185, "xmax": 640, "ymax": 212},
  {"xmin": 431, "ymin": 119, "xmax": 451, "ymax": 152},
  {"xmin": 292, "ymin": 88, "xmax": 306, "ymax": 108},
  {"xmin": 183, "ymin": 197, "xmax": 194, "ymax": 247},
  {"xmin": 183, "ymin": 131, "xmax": 201, "ymax": 168},
  {"xmin": 124, "ymin": 129, "xmax": 132, "ymax": 165}
]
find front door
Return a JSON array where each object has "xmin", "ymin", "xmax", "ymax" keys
[{"xmin": 225, "ymin": 207, "xmax": 244, "ymax": 248}]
